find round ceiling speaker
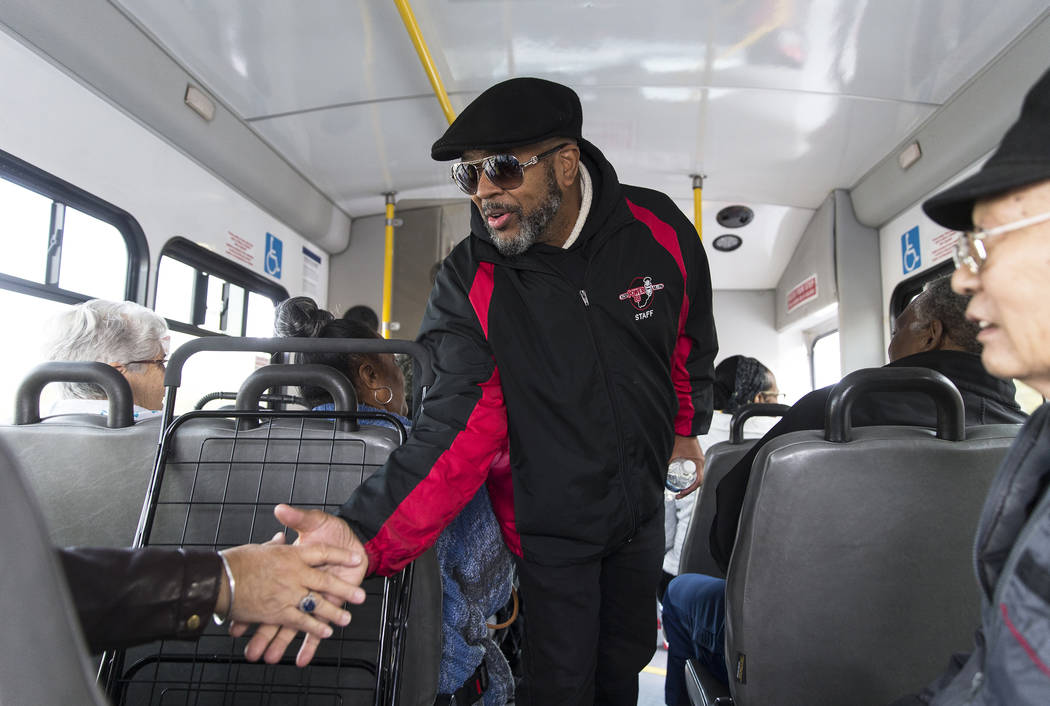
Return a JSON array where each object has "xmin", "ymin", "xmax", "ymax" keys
[{"xmin": 716, "ymin": 205, "xmax": 754, "ymax": 228}]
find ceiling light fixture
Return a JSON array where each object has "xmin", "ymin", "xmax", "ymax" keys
[
  {"xmin": 184, "ymin": 84, "xmax": 215, "ymax": 122},
  {"xmin": 898, "ymin": 141, "xmax": 922, "ymax": 170},
  {"xmin": 712, "ymin": 234, "xmax": 743, "ymax": 252}
]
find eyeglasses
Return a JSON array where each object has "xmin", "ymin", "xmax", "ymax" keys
[
  {"xmin": 450, "ymin": 143, "xmax": 569, "ymax": 196},
  {"xmin": 953, "ymin": 209, "xmax": 1050, "ymax": 274},
  {"xmin": 126, "ymin": 357, "xmax": 167, "ymax": 368}
]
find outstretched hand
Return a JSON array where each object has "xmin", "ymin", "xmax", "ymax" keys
[
  {"xmin": 240, "ymin": 504, "xmax": 370, "ymax": 667},
  {"xmin": 220, "ymin": 533, "xmax": 365, "ymax": 642}
]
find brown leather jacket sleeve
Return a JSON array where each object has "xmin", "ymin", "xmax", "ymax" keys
[{"xmin": 58, "ymin": 547, "xmax": 221, "ymax": 653}]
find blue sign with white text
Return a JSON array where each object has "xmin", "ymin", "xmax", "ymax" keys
[
  {"xmin": 901, "ymin": 226, "xmax": 921, "ymax": 274},
  {"xmin": 265, "ymin": 232, "xmax": 283, "ymax": 278}
]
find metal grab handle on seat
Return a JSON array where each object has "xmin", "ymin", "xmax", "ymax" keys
[
  {"xmin": 165, "ymin": 336, "xmax": 433, "ymax": 388},
  {"xmin": 729, "ymin": 403, "xmax": 791, "ymax": 443},
  {"xmin": 824, "ymin": 367, "xmax": 965, "ymax": 443},
  {"xmin": 236, "ymin": 364, "xmax": 357, "ymax": 431},
  {"xmin": 193, "ymin": 391, "xmax": 304, "ymax": 410},
  {"xmin": 14, "ymin": 362, "xmax": 135, "ymax": 428}
]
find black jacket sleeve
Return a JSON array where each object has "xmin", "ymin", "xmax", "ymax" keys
[
  {"xmin": 656, "ymin": 192, "xmax": 718, "ymax": 437},
  {"xmin": 59, "ymin": 547, "xmax": 221, "ymax": 653}
]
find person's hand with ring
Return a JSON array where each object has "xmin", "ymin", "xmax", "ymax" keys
[
  {"xmin": 220, "ymin": 531, "xmax": 367, "ymax": 653},
  {"xmin": 241, "ymin": 504, "xmax": 371, "ymax": 667}
]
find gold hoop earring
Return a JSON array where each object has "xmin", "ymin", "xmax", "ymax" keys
[{"xmin": 373, "ymin": 386, "xmax": 393, "ymax": 405}]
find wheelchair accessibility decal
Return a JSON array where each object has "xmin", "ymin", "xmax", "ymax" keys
[
  {"xmin": 265, "ymin": 232, "xmax": 283, "ymax": 279},
  {"xmin": 901, "ymin": 226, "xmax": 921, "ymax": 274}
]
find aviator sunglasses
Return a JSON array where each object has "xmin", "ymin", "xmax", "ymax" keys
[{"xmin": 450, "ymin": 143, "xmax": 570, "ymax": 196}]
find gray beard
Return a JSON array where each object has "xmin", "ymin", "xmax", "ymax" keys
[{"xmin": 485, "ymin": 171, "xmax": 563, "ymax": 257}]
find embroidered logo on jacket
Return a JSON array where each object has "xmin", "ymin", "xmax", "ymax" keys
[{"xmin": 619, "ymin": 276, "xmax": 665, "ymax": 319}]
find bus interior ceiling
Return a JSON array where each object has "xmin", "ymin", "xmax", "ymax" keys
[{"xmin": 1, "ymin": 1, "xmax": 1050, "ymax": 407}]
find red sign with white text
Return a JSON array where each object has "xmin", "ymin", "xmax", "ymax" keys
[{"xmin": 786, "ymin": 274, "xmax": 818, "ymax": 313}]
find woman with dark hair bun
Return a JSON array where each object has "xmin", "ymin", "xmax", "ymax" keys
[
  {"xmin": 274, "ymin": 297, "xmax": 515, "ymax": 705},
  {"xmin": 275, "ymin": 297, "xmax": 406, "ymax": 419},
  {"xmin": 661, "ymin": 355, "xmax": 779, "ymax": 596},
  {"xmin": 711, "ymin": 355, "xmax": 779, "ymax": 414}
]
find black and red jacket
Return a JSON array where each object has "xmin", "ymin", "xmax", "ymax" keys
[{"xmin": 341, "ymin": 139, "xmax": 717, "ymax": 574}]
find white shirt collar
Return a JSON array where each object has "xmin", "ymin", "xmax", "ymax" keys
[{"xmin": 561, "ymin": 162, "xmax": 592, "ymax": 250}]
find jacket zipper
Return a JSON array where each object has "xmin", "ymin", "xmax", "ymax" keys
[
  {"xmin": 578, "ymin": 281, "xmax": 638, "ymax": 539},
  {"xmin": 479, "ymin": 229, "xmax": 642, "ymax": 540},
  {"xmin": 578, "ymin": 227, "xmax": 642, "ymax": 540}
]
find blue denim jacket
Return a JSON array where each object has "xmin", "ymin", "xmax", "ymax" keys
[{"xmin": 316, "ymin": 403, "xmax": 514, "ymax": 702}]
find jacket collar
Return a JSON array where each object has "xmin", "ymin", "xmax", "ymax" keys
[{"xmin": 886, "ymin": 350, "xmax": 1021, "ymax": 413}]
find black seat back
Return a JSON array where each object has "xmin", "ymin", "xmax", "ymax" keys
[
  {"xmin": 105, "ymin": 337, "xmax": 441, "ymax": 706},
  {"xmin": 680, "ymin": 403, "xmax": 789, "ymax": 578},
  {"xmin": 724, "ymin": 368, "xmax": 1019, "ymax": 706}
]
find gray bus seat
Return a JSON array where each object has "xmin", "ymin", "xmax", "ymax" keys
[
  {"xmin": 722, "ymin": 368, "xmax": 1020, "ymax": 706},
  {"xmin": 103, "ymin": 336, "xmax": 441, "ymax": 706},
  {"xmin": 680, "ymin": 403, "xmax": 790, "ymax": 579},
  {"xmin": 0, "ymin": 438, "xmax": 109, "ymax": 705},
  {"xmin": 0, "ymin": 361, "xmax": 160, "ymax": 548}
]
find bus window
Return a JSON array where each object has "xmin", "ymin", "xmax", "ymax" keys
[
  {"xmin": 811, "ymin": 330, "xmax": 841, "ymax": 389},
  {"xmin": 1, "ymin": 177, "xmax": 129, "ymax": 301},
  {"xmin": 1, "ymin": 177, "xmax": 51, "ymax": 284},
  {"xmin": 0, "ymin": 152, "xmax": 148, "ymax": 422},
  {"xmin": 56, "ymin": 206, "xmax": 128, "ymax": 301},
  {"xmin": 246, "ymin": 291, "xmax": 278, "ymax": 337},
  {"xmin": 155, "ymin": 237, "xmax": 288, "ymax": 413}
]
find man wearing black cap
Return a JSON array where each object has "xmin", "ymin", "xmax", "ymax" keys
[
  {"xmin": 889, "ymin": 67, "xmax": 1050, "ymax": 705},
  {"xmin": 265, "ymin": 77, "xmax": 718, "ymax": 704}
]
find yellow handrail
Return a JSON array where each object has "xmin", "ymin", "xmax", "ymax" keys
[
  {"xmin": 692, "ymin": 174, "xmax": 704, "ymax": 241},
  {"xmin": 381, "ymin": 193, "xmax": 396, "ymax": 339},
  {"xmin": 383, "ymin": 0, "xmax": 457, "ymax": 338},
  {"xmin": 393, "ymin": 0, "xmax": 456, "ymax": 126}
]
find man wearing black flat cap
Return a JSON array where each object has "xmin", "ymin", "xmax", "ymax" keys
[
  {"xmin": 890, "ymin": 66, "xmax": 1050, "ymax": 705},
  {"xmin": 269, "ymin": 77, "xmax": 718, "ymax": 705}
]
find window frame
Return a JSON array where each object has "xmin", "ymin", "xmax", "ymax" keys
[
  {"xmin": 888, "ymin": 260, "xmax": 955, "ymax": 323},
  {"xmin": 809, "ymin": 328, "xmax": 840, "ymax": 390},
  {"xmin": 157, "ymin": 236, "xmax": 289, "ymax": 338},
  {"xmin": 0, "ymin": 148, "xmax": 149, "ymax": 305}
]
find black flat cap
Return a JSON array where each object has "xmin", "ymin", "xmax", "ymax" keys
[
  {"xmin": 431, "ymin": 77, "xmax": 583, "ymax": 161},
  {"xmin": 924, "ymin": 66, "xmax": 1050, "ymax": 231}
]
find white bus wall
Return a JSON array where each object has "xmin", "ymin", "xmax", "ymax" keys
[
  {"xmin": 776, "ymin": 190, "xmax": 882, "ymax": 379},
  {"xmin": 329, "ymin": 202, "xmax": 469, "ymax": 337},
  {"xmin": 0, "ymin": 28, "xmax": 329, "ymax": 306},
  {"xmin": 712, "ymin": 289, "xmax": 811, "ymax": 406},
  {"xmin": 878, "ymin": 158, "xmax": 985, "ymax": 350}
]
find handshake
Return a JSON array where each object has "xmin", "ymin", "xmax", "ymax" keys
[{"xmin": 218, "ymin": 503, "xmax": 369, "ymax": 667}]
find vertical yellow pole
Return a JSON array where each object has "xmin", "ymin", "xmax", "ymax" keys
[
  {"xmin": 382, "ymin": 192, "xmax": 396, "ymax": 339},
  {"xmin": 384, "ymin": 0, "xmax": 457, "ymax": 340},
  {"xmin": 393, "ymin": 0, "xmax": 457, "ymax": 126},
  {"xmin": 692, "ymin": 174, "xmax": 704, "ymax": 241}
]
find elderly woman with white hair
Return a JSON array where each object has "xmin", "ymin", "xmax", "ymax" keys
[{"xmin": 43, "ymin": 299, "xmax": 169, "ymax": 417}]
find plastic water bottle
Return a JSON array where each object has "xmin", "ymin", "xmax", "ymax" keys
[{"xmin": 665, "ymin": 458, "xmax": 697, "ymax": 498}]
